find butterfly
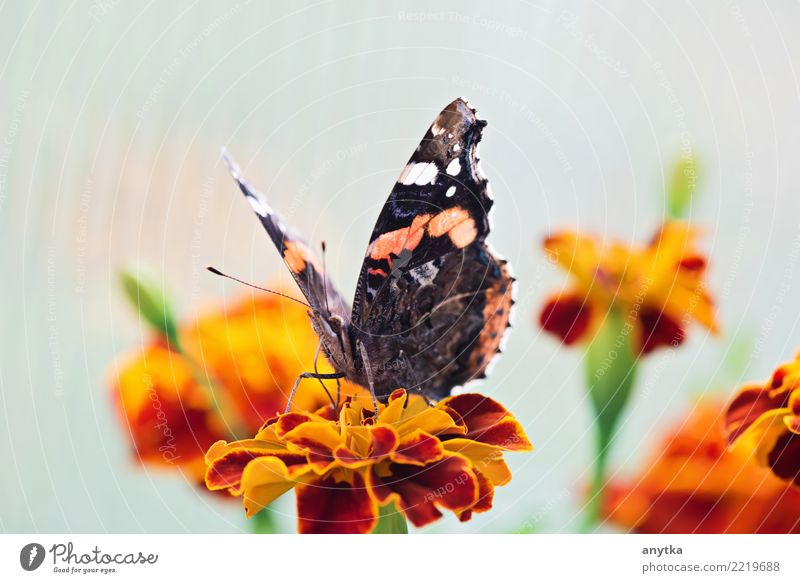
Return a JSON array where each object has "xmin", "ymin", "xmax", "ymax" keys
[{"xmin": 221, "ymin": 98, "xmax": 514, "ymax": 410}]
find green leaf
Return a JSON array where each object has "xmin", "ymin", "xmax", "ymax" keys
[
  {"xmin": 372, "ymin": 503, "xmax": 408, "ymax": 534},
  {"xmin": 666, "ymin": 154, "xmax": 699, "ymax": 220},
  {"xmin": 120, "ymin": 267, "xmax": 180, "ymax": 350}
]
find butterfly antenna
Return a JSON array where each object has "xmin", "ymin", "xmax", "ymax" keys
[
  {"xmin": 206, "ymin": 266, "xmax": 312, "ymax": 309},
  {"xmin": 320, "ymin": 241, "xmax": 331, "ymax": 314}
]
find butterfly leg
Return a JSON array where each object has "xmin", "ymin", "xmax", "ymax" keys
[
  {"xmin": 311, "ymin": 339, "xmax": 337, "ymax": 410},
  {"xmin": 357, "ymin": 341, "xmax": 380, "ymax": 414},
  {"xmin": 285, "ymin": 371, "xmax": 345, "ymax": 413}
]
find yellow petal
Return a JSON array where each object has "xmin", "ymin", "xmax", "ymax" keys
[
  {"xmin": 442, "ymin": 438, "xmax": 511, "ymax": 486},
  {"xmin": 730, "ymin": 408, "xmax": 789, "ymax": 466},
  {"xmin": 397, "ymin": 408, "xmax": 462, "ymax": 437},
  {"xmin": 240, "ymin": 456, "xmax": 304, "ymax": 518}
]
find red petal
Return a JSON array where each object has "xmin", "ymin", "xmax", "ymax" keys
[
  {"xmin": 206, "ymin": 449, "xmax": 261, "ymax": 491},
  {"xmin": 639, "ymin": 307, "xmax": 684, "ymax": 354},
  {"xmin": 767, "ymin": 431, "xmax": 800, "ymax": 487},
  {"xmin": 296, "ymin": 473, "xmax": 377, "ymax": 534},
  {"xmin": 206, "ymin": 448, "xmax": 306, "ymax": 491},
  {"xmin": 389, "ymin": 388, "xmax": 407, "ymax": 403},
  {"xmin": 370, "ymin": 426, "xmax": 399, "ymax": 459},
  {"xmin": 678, "ymin": 256, "xmax": 706, "ymax": 272},
  {"xmin": 391, "ymin": 430, "xmax": 444, "ymax": 465},
  {"xmin": 771, "ymin": 366, "xmax": 789, "ymax": 389},
  {"xmin": 368, "ymin": 455, "xmax": 478, "ymax": 528},
  {"xmin": 439, "ymin": 394, "xmax": 532, "ymax": 450},
  {"xmin": 725, "ymin": 385, "xmax": 789, "ymax": 444},
  {"xmin": 275, "ymin": 412, "xmax": 313, "ymax": 436},
  {"xmin": 458, "ymin": 468, "xmax": 494, "ymax": 522},
  {"xmin": 539, "ymin": 294, "xmax": 592, "ymax": 345}
]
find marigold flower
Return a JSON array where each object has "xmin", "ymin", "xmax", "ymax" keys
[
  {"xmin": 725, "ymin": 354, "xmax": 800, "ymax": 488},
  {"xmin": 205, "ymin": 389, "xmax": 532, "ymax": 533},
  {"xmin": 112, "ymin": 293, "xmax": 355, "ymax": 480},
  {"xmin": 539, "ymin": 222, "xmax": 717, "ymax": 354},
  {"xmin": 603, "ymin": 401, "xmax": 800, "ymax": 533}
]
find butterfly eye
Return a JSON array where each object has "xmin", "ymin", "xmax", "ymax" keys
[{"xmin": 328, "ymin": 314, "xmax": 344, "ymax": 334}]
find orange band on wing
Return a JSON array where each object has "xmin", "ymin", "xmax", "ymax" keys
[
  {"xmin": 428, "ymin": 206, "xmax": 477, "ymax": 248},
  {"xmin": 369, "ymin": 214, "xmax": 432, "ymax": 261},
  {"xmin": 283, "ymin": 240, "xmax": 319, "ymax": 274}
]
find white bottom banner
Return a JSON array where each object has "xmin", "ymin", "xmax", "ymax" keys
[{"xmin": 0, "ymin": 534, "xmax": 796, "ymax": 582}]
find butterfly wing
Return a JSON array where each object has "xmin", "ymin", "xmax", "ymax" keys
[
  {"xmin": 224, "ymin": 153, "xmax": 350, "ymax": 320},
  {"xmin": 351, "ymin": 98, "xmax": 513, "ymax": 399}
]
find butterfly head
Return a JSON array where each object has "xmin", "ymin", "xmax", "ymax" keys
[{"xmin": 308, "ymin": 309, "xmax": 351, "ymax": 371}]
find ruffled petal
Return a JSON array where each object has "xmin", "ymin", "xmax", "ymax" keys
[
  {"xmin": 438, "ymin": 394, "xmax": 532, "ymax": 450},
  {"xmin": 296, "ymin": 472, "xmax": 378, "ymax": 534},
  {"xmin": 204, "ymin": 439, "xmax": 302, "ymax": 492},
  {"xmin": 396, "ymin": 407, "xmax": 464, "ymax": 438},
  {"xmin": 280, "ymin": 420, "xmax": 342, "ymax": 472},
  {"xmin": 458, "ymin": 468, "xmax": 494, "ymax": 522},
  {"xmin": 367, "ymin": 454, "xmax": 478, "ymax": 528},
  {"xmin": 391, "ymin": 430, "xmax": 445, "ymax": 466},
  {"xmin": 442, "ymin": 438, "xmax": 512, "ymax": 486},
  {"xmin": 239, "ymin": 456, "xmax": 307, "ymax": 518},
  {"xmin": 726, "ymin": 385, "xmax": 790, "ymax": 445}
]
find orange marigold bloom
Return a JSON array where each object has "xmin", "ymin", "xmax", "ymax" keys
[
  {"xmin": 725, "ymin": 354, "xmax": 800, "ymax": 488},
  {"xmin": 112, "ymin": 293, "xmax": 355, "ymax": 480},
  {"xmin": 205, "ymin": 390, "xmax": 532, "ymax": 533},
  {"xmin": 539, "ymin": 222, "xmax": 717, "ymax": 354},
  {"xmin": 603, "ymin": 401, "xmax": 800, "ymax": 533}
]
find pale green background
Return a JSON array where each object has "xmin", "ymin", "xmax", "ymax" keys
[{"xmin": 2, "ymin": 1, "xmax": 800, "ymax": 533}]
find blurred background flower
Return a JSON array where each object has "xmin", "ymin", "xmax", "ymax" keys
[
  {"xmin": 603, "ymin": 401, "xmax": 800, "ymax": 533},
  {"xmin": 539, "ymin": 221, "xmax": 717, "ymax": 354},
  {"xmin": 111, "ymin": 270, "xmax": 358, "ymax": 485}
]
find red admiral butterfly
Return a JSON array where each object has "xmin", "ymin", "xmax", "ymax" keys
[{"xmin": 220, "ymin": 98, "xmax": 513, "ymax": 410}]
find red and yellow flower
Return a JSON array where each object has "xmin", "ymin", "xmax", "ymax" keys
[
  {"xmin": 603, "ymin": 401, "xmax": 800, "ymax": 533},
  {"xmin": 111, "ymin": 292, "xmax": 357, "ymax": 481},
  {"xmin": 725, "ymin": 353, "xmax": 800, "ymax": 488},
  {"xmin": 205, "ymin": 389, "xmax": 532, "ymax": 533},
  {"xmin": 539, "ymin": 222, "xmax": 717, "ymax": 354}
]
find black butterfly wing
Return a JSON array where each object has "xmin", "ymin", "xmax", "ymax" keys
[
  {"xmin": 351, "ymin": 98, "xmax": 513, "ymax": 399},
  {"xmin": 224, "ymin": 153, "xmax": 350, "ymax": 320}
]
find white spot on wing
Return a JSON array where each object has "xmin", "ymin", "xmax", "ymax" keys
[
  {"xmin": 446, "ymin": 159, "xmax": 461, "ymax": 176},
  {"xmin": 445, "ymin": 186, "xmax": 456, "ymax": 198},
  {"xmin": 398, "ymin": 162, "xmax": 438, "ymax": 186},
  {"xmin": 416, "ymin": 162, "xmax": 438, "ymax": 185}
]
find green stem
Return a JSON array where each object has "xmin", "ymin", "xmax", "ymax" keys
[
  {"xmin": 582, "ymin": 426, "xmax": 611, "ymax": 532},
  {"xmin": 371, "ymin": 503, "xmax": 408, "ymax": 534},
  {"xmin": 250, "ymin": 507, "xmax": 278, "ymax": 534},
  {"xmin": 582, "ymin": 306, "xmax": 639, "ymax": 532}
]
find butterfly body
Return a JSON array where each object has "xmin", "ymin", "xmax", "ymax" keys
[{"xmin": 225, "ymin": 98, "xmax": 513, "ymax": 402}]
